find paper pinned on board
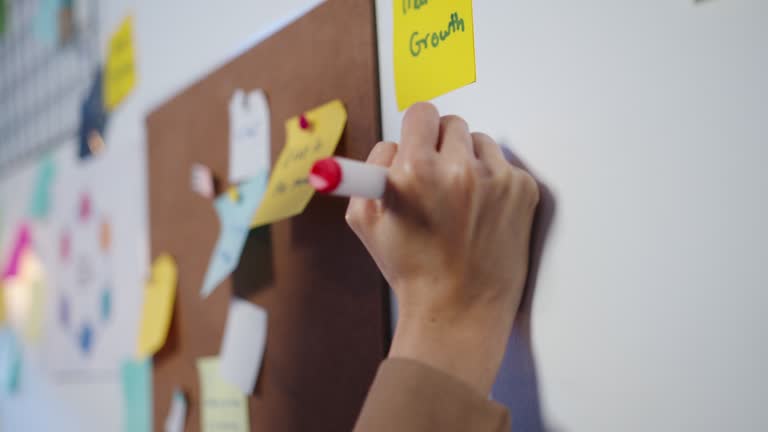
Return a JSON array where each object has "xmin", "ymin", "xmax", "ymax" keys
[
  {"xmin": 218, "ymin": 299, "xmax": 268, "ymax": 394},
  {"xmin": 229, "ymin": 89, "xmax": 271, "ymax": 183},
  {"xmin": 201, "ymin": 172, "xmax": 268, "ymax": 297},
  {"xmin": 393, "ymin": 0, "xmax": 476, "ymax": 110},
  {"xmin": 191, "ymin": 163, "xmax": 216, "ymax": 199},
  {"xmin": 164, "ymin": 388, "xmax": 188, "ymax": 432},
  {"xmin": 28, "ymin": 155, "xmax": 56, "ymax": 219},
  {"xmin": 104, "ymin": 15, "xmax": 137, "ymax": 110},
  {"xmin": 121, "ymin": 359, "xmax": 152, "ymax": 432},
  {"xmin": 250, "ymin": 99, "xmax": 347, "ymax": 228},
  {"xmin": 137, "ymin": 254, "xmax": 178, "ymax": 358},
  {"xmin": 197, "ymin": 356, "xmax": 251, "ymax": 432}
]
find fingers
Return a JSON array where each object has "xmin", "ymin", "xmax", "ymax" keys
[
  {"xmin": 471, "ymin": 132, "xmax": 507, "ymax": 173},
  {"xmin": 400, "ymin": 102, "xmax": 441, "ymax": 159},
  {"xmin": 439, "ymin": 115, "xmax": 472, "ymax": 157},
  {"xmin": 346, "ymin": 141, "xmax": 398, "ymax": 233},
  {"xmin": 365, "ymin": 140, "xmax": 398, "ymax": 168}
]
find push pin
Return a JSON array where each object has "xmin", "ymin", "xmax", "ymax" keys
[
  {"xmin": 299, "ymin": 114, "xmax": 311, "ymax": 130},
  {"xmin": 226, "ymin": 186, "xmax": 241, "ymax": 202}
]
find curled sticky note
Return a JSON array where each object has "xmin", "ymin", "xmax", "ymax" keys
[{"xmin": 136, "ymin": 254, "xmax": 177, "ymax": 358}]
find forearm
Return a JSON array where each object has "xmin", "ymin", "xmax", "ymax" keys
[{"xmin": 353, "ymin": 358, "xmax": 510, "ymax": 432}]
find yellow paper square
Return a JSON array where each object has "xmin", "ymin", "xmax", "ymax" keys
[
  {"xmin": 0, "ymin": 283, "xmax": 5, "ymax": 324},
  {"xmin": 197, "ymin": 357, "xmax": 250, "ymax": 432},
  {"xmin": 136, "ymin": 254, "xmax": 177, "ymax": 358},
  {"xmin": 250, "ymin": 99, "xmax": 347, "ymax": 228},
  {"xmin": 104, "ymin": 15, "xmax": 137, "ymax": 110},
  {"xmin": 393, "ymin": 0, "xmax": 476, "ymax": 110}
]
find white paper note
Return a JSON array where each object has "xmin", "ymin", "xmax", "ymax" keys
[
  {"xmin": 218, "ymin": 299, "xmax": 268, "ymax": 394},
  {"xmin": 191, "ymin": 163, "xmax": 215, "ymax": 199},
  {"xmin": 228, "ymin": 89, "xmax": 271, "ymax": 183},
  {"xmin": 164, "ymin": 388, "xmax": 187, "ymax": 432}
]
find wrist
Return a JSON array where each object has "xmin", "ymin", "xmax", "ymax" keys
[{"xmin": 388, "ymin": 310, "xmax": 511, "ymax": 395}]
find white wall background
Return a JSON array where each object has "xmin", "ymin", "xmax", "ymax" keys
[
  {"xmin": 375, "ymin": 1, "xmax": 768, "ymax": 431},
  {"xmin": 1, "ymin": 1, "xmax": 767, "ymax": 431}
]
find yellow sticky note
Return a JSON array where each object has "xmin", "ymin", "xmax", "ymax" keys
[
  {"xmin": 393, "ymin": 0, "xmax": 476, "ymax": 110},
  {"xmin": 4, "ymin": 248, "xmax": 47, "ymax": 344},
  {"xmin": 197, "ymin": 357, "xmax": 250, "ymax": 432},
  {"xmin": 136, "ymin": 254, "xmax": 177, "ymax": 358},
  {"xmin": 0, "ymin": 283, "xmax": 5, "ymax": 324},
  {"xmin": 104, "ymin": 15, "xmax": 137, "ymax": 110},
  {"xmin": 250, "ymin": 99, "xmax": 347, "ymax": 228}
]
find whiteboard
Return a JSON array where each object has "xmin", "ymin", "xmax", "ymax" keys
[{"xmin": 375, "ymin": 1, "xmax": 768, "ymax": 431}]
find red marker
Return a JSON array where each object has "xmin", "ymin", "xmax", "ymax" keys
[{"xmin": 309, "ymin": 157, "xmax": 387, "ymax": 199}]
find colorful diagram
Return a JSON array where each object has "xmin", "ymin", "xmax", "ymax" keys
[{"xmin": 57, "ymin": 191, "xmax": 113, "ymax": 356}]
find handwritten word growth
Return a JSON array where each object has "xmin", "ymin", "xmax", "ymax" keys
[{"xmin": 409, "ymin": 12, "xmax": 466, "ymax": 57}]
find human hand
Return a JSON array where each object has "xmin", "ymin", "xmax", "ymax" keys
[{"xmin": 346, "ymin": 103, "xmax": 540, "ymax": 394}]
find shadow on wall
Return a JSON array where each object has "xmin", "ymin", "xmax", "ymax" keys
[{"xmin": 492, "ymin": 147, "xmax": 558, "ymax": 432}]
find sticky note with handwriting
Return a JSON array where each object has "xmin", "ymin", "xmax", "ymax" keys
[
  {"xmin": 137, "ymin": 254, "xmax": 177, "ymax": 358},
  {"xmin": 250, "ymin": 99, "xmax": 347, "ymax": 228},
  {"xmin": 229, "ymin": 89, "xmax": 271, "ymax": 183},
  {"xmin": 393, "ymin": 0, "xmax": 476, "ymax": 110},
  {"xmin": 104, "ymin": 15, "xmax": 137, "ymax": 110},
  {"xmin": 197, "ymin": 356, "xmax": 250, "ymax": 432}
]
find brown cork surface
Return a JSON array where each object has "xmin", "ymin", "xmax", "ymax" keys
[{"xmin": 145, "ymin": 1, "xmax": 388, "ymax": 430}]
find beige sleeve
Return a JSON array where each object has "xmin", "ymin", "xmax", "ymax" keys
[{"xmin": 353, "ymin": 358, "xmax": 511, "ymax": 432}]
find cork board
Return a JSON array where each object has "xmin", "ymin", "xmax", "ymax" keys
[{"xmin": 145, "ymin": 1, "xmax": 387, "ymax": 430}]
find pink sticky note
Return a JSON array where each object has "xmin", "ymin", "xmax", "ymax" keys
[
  {"xmin": 79, "ymin": 192, "xmax": 92, "ymax": 222},
  {"xmin": 3, "ymin": 224, "xmax": 31, "ymax": 279}
]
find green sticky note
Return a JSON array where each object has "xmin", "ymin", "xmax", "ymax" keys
[
  {"xmin": 0, "ymin": 328, "xmax": 22, "ymax": 394},
  {"xmin": 121, "ymin": 359, "xmax": 152, "ymax": 432},
  {"xmin": 28, "ymin": 155, "xmax": 56, "ymax": 219},
  {"xmin": 0, "ymin": 0, "xmax": 6, "ymax": 36}
]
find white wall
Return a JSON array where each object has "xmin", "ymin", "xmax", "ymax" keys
[
  {"xmin": 0, "ymin": 1, "xmax": 321, "ymax": 431},
  {"xmin": 376, "ymin": 0, "xmax": 768, "ymax": 431}
]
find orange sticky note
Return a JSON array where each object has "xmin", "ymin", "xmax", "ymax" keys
[{"xmin": 250, "ymin": 99, "xmax": 347, "ymax": 228}]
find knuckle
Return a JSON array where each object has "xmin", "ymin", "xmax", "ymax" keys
[
  {"xmin": 406, "ymin": 102, "xmax": 439, "ymax": 121},
  {"xmin": 516, "ymin": 170, "xmax": 540, "ymax": 206},
  {"xmin": 447, "ymin": 160, "xmax": 476, "ymax": 189},
  {"xmin": 441, "ymin": 114, "xmax": 469, "ymax": 131},
  {"xmin": 345, "ymin": 207, "xmax": 362, "ymax": 230},
  {"xmin": 400, "ymin": 156, "xmax": 433, "ymax": 184}
]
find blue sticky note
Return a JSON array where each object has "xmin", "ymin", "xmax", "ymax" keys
[
  {"xmin": 28, "ymin": 155, "xmax": 56, "ymax": 219},
  {"xmin": 121, "ymin": 359, "xmax": 152, "ymax": 432},
  {"xmin": 33, "ymin": 0, "xmax": 61, "ymax": 46},
  {"xmin": 201, "ymin": 172, "xmax": 268, "ymax": 297},
  {"xmin": 0, "ymin": 329, "xmax": 22, "ymax": 394},
  {"xmin": 78, "ymin": 68, "xmax": 110, "ymax": 160}
]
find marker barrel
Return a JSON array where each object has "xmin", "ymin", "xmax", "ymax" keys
[{"xmin": 310, "ymin": 157, "xmax": 387, "ymax": 199}]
